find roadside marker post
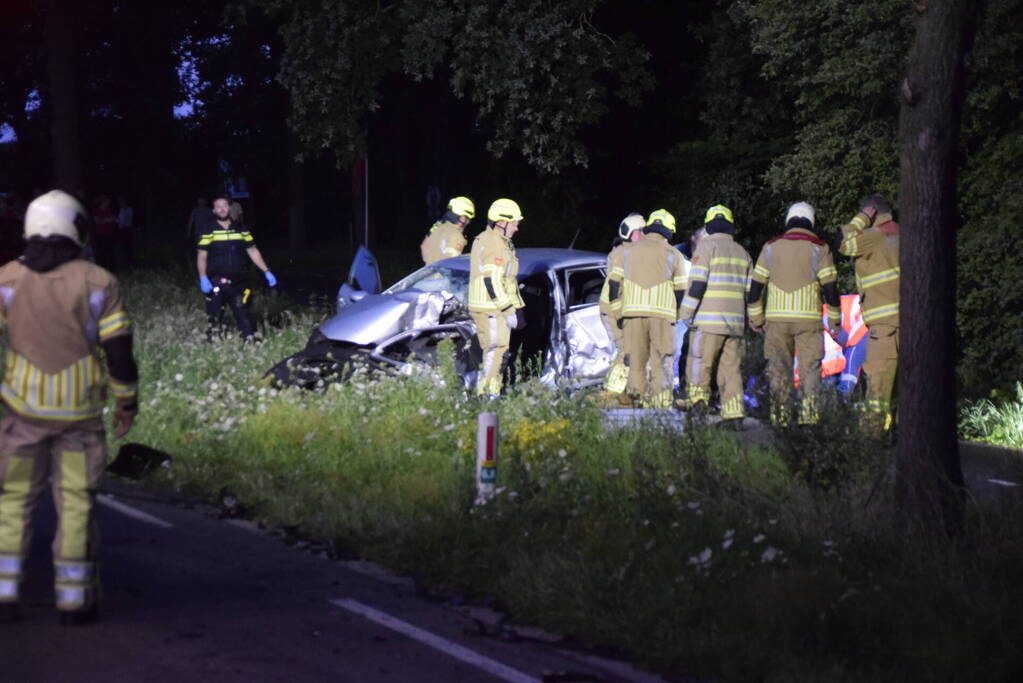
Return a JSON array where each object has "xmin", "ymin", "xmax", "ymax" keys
[{"xmin": 475, "ymin": 412, "xmax": 498, "ymax": 505}]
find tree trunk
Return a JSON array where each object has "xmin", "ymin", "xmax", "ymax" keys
[
  {"xmin": 44, "ymin": 0, "xmax": 82, "ymax": 193},
  {"xmin": 896, "ymin": 0, "xmax": 976, "ymax": 530}
]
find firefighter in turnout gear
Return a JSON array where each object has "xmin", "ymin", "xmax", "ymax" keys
[
  {"xmin": 0, "ymin": 190, "xmax": 139, "ymax": 625},
  {"xmin": 420, "ymin": 196, "xmax": 475, "ymax": 264},
  {"xmin": 598, "ymin": 213, "xmax": 646, "ymax": 395},
  {"xmin": 468, "ymin": 199, "xmax": 525, "ymax": 397},
  {"xmin": 679, "ymin": 205, "xmax": 753, "ymax": 427},
  {"xmin": 607, "ymin": 210, "xmax": 687, "ymax": 409},
  {"xmin": 838, "ymin": 193, "xmax": 900, "ymax": 429},
  {"xmin": 197, "ymin": 196, "xmax": 277, "ymax": 340},
  {"xmin": 748, "ymin": 202, "xmax": 841, "ymax": 425}
]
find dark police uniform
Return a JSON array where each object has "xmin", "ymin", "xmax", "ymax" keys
[{"xmin": 197, "ymin": 219, "xmax": 257, "ymax": 338}]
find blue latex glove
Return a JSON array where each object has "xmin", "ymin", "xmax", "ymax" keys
[
  {"xmin": 199, "ymin": 276, "xmax": 213, "ymax": 294},
  {"xmin": 264, "ymin": 271, "xmax": 277, "ymax": 288}
]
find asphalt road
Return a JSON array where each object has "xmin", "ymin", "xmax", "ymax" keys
[{"xmin": 0, "ymin": 483, "xmax": 659, "ymax": 683}]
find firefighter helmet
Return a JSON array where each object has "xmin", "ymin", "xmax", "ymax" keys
[
  {"xmin": 24, "ymin": 190, "xmax": 86, "ymax": 245},
  {"xmin": 618, "ymin": 212, "xmax": 646, "ymax": 240},
  {"xmin": 785, "ymin": 201, "xmax": 815, "ymax": 228},
  {"xmin": 487, "ymin": 198, "xmax": 524, "ymax": 223},
  {"xmin": 447, "ymin": 196, "xmax": 475, "ymax": 219},
  {"xmin": 704, "ymin": 204, "xmax": 734, "ymax": 225},
  {"xmin": 646, "ymin": 209, "xmax": 677, "ymax": 234}
]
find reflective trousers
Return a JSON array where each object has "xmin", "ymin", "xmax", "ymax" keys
[
  {"xmin": 471, "ymin": 311, "xmax": 511, "ymax": 396},
  {"xmin": 863, "ymin": 323, "xmax": 898, "ymax": 428},
  {"xmin": 0, "ymin": 415, "xmax": 106, "ymax": 611},
  {"xmin": 600, "ymin": 311, "xmax": 628, "ymax": 394},
  {"xmin": 205, "ymin": 277, "xmax": 255, "ymax": 339},
  {"xmin": 765, "ymin": 321, "xmax": 823, "ymax": 425},
  {"xmin": 686, "ymin": 330, "xmax": 745, "ymax": 419},
  {"xmin": 623, "ymin": 317, "xmax": 675, "ymax": 408}
]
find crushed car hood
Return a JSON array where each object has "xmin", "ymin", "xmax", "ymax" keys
[{"xmin": 319, "ymin": 289, "xmax": 453, "ymax": 346}]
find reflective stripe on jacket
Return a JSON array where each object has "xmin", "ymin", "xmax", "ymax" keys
[
  {"xmin": 839, "ymin": 212, "xmax": 899, "ymax": 325},
  {"xmin": 679, "ymin": 233, "xmax": 752, "ymax": 336},
  {"xmin": 468, "ymin": 227, "xmax": 523, "ymax": 313}
]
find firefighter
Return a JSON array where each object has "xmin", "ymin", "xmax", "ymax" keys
[
  {"xmin": 607, "ymin": 209, "xmax": 687, "ymax": 409},
  {"xmin": 197, "ymin": 196, "xmax": 277, "ymax": 340},
  {"xmin": 837, "ymin": 193, "xmax": 900, "ymax": 430},
  {"xmin": 747, "ymin": 201, "xmax": 841, "ymax": 425},
  {"xmin": 0, "ymin": 190, "xmax": 139, "ymax": 625},
  {"xmin": 598, "ymin": 213, "xmax": 646, "ymax": 396},
  {"xmin": 679, "ymin": 205, "xmax": 753, "ymax": 428},
  {"xmin": 468, "ymin": 198, "xmax": 525, "ymax": 398},
  {"xmin": 420, "ymin": 196, "xmax": 476, "ymax": 264}
]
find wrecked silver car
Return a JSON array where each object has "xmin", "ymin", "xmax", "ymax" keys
[{"xmin": 266, "ymin": 247, "xmax": 615, "ymax": 390}]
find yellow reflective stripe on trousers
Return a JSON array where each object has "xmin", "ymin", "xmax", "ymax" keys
[
  {"xmin": 58, "ymin": 450, "xmax": 91, "ymax": 560},
  {"xmin": 0, "ymin": 457, "xmax": 35, "ymax": 555},
  {"xmin": 603, "ymin": 363, "xmax": 628, "ymax": 393},
  {"xmin": 720, "ymin": 394, "xmax": 745, "ymax": 419}
]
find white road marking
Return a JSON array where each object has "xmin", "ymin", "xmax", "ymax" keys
[
  {"xmin": 987, "ymin": 478, "xmax": 1020, "ymax": 488},
  {"xmin": 98, "ymin": 494, "xmax": 174, "ymax": 529},
  {"xmin": 330, "ymin": 598, "xmax": 540, "ymax": 683}
]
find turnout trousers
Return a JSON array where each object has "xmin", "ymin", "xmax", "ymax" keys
[
  {"xmin": 600, "ymin": 311, "xmax": 628, "ymax": 394},
  {"xmin": 765, "ymin": 321, "xmax": 824, "ymax": 425},
  {"xmin": 863, "ymin": 323, "xmax": 898, "ymax": 429},
  {"xmin": 623, "ymin": 317, "xmax": 675, "ymax": 408},
  {"xmin": 0, "ymin": 415, "xmax": 106, "ymax": 612},
  {"xmin": 471, "ymin": 311, "xmax": 511, "ymax": 396},
  {"xmin": 686, "ymin": 330, "xmax": 745, "ymax": 419},
  {"xmin": 205, "ymin": 277, "xmax": 255, "ymax": 340}
]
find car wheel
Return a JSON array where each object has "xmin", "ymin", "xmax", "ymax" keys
[{"xmin": 264, "ymin": 344, "xmax": 363, "ymax": 390}]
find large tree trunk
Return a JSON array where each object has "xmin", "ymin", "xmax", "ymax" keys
[
  {"xmin": 44, "ymin": 0, "xmax": 82, "ymax": 193},
  {"xmin": 896, "ymin": 0, "xmax": 975, "ymax": 530}
]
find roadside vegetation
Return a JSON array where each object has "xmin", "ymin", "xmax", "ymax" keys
[
  {"xmin": 959, "ymin": 383, "xmax": 1023, "ymax": 451},
  {"xmin": 122, "ymin": 272, "xmax": 1023, "ymax": 682}
]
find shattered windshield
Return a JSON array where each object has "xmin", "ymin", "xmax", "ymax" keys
[{"xmin": 384, "ymin": 265, "xmax": 471, "ymax": 303}]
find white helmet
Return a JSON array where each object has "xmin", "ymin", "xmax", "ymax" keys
[
  {"xmin": 25, "ymin": 190, "xmax": 86, "ymax": 245},
  {"xmin": 618, "ymin": 212, "xmax": 646, "ymax": 240},
  {"xmin": 785, "ymin": 201, "xmax": 815, "ymax": 228}
]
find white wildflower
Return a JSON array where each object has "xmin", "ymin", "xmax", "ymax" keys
[
  {"xmin": 722, "ymin": 538, "xmax": 733, "ymax": 550},
  {"xmin": 753, "ymin": 533, "xmax": 766, "ymax": 544},
  {"xmin": 606, "ymin": 468, "xmax": 620, "ymax": 477},
  {"xmin": 443, "ymin": 423, "xmax": 455, "ymax": 431},
  {"xmin": 760, "ymin": 546, "xmax": 780, "ymax": 563},
  {"xmin": 174, "ymin": 373, "xmax": 184, "ymax": 382},
  {"xmin": 418, "ymin": 406, "xmax": 429, "ymax": 416},
  {"xmin": 304, "ymin": 432, "xmax": 315, "ymax": 443},
  {"xmin": 666, "ymin": 484, "xmax": 676, "ymax": 496},
  {"xmin": 557, "ymin": 448, "xmax": 567, "ymax": 458},
  {"xmin": 687, "ymin": 501, "xmax": 700, "ymax": 510},
  {"xmin": 688, "ymin": 547, "xmax": 712, "ymax": 566}
]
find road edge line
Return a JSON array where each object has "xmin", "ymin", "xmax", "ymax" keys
[
  {"xmin": 330, "ymin": 598, "xmax": 540, "ymax": 683},
  {"xmin": 98, "ymin": 494, "xmax": 174, "ymax": 529}
]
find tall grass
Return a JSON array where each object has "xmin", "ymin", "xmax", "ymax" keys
[
  {"xmin": 119, "ymin": 271, "xmax": 1023, "ymax": 681},
  {"xmin": 959, "ymin": 383, "xmax": 1023, "ymax": 450}
]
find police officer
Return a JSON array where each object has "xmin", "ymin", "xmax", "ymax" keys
[
  {"xmin": 748, "ymin": 202, "xmax": 841, "ymax": 425},
  {"xmin": 0, "ymin": 190, "xmax": 139, "ymax": 624},
  {"xmin": 608, "ymin": 210, "xmax": 687, "ymax": 409},
  {"xmin": 598, "ymin": 213, "xmax": 646, "ymax": 396},
  {"xmin": 197, "ymin": 196, "xmax": 277, "ymax": 340},
  {"xmin": 420, "ymin": 196, "xmax": 475, "ymax": 264},
  {"xmin": 467, "ymin": 199, "xmax": 525, "ymax": 397},
  {"xmin": 837, "ymin": 193, "xmax": 900, "ymax": 430},
  {"xmin": 680, "ymin": 205, "xmax": 753, "ymax": 427}
]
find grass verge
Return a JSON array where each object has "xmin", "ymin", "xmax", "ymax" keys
[{"xmin": 117, "ymin": 271, "xmax": 1023, "ymax": 681}]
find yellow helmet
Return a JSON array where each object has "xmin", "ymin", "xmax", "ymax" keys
[
  {"xmin": 487, "ymin": 198, "xmax": 524, "ymax": 223},
  {"xmin": 704, "ymin": 204, "xmax": 734, "ymax": 225},
  {"xmin": 24, "ymin": 190, "xmax": 86, "ymax": 245},
  {"xmin": 646, "ymin": 209, "xmax": 677, "ymax": 234},
  {"xmin": 447, "ymin": 196, "xmax": 475, "ymax": 219}
]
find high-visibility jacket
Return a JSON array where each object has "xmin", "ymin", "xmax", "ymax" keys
[
  {"xmin": 608, "ymin": 233, "xmax": 686, "ymax": 321},
  {"xmin": 679, "ymin": 232, "xmax": 752, "ymax": 336},
  {"xmin": 748, "ymin": 227, "xmax": 840, "ymax": 328},
  {"xmin": 599, "ymin": 242, "xmax": 627, "ymax": 318},
  {"xmin": 197, "ymin": 219, "xmax": 255, "ymax": 279},
  {"xmin": 420, "ymin": 220, "xmax": 467, "ymax": 264},
  {"xmin": 468, "ymin": 227, "xmax": 523, "ymax": 314},
  {"xmin": 0, "ymin": 259, "xmax": 137, "ymax": 423},
  {"xmin": 838, "ymin": 211, "xmax": 899, "ymax": 325}
]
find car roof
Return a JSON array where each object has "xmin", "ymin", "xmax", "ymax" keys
[{"xmin": 435, "ymin": 247, "xmax": 606, "ymax": 276}]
